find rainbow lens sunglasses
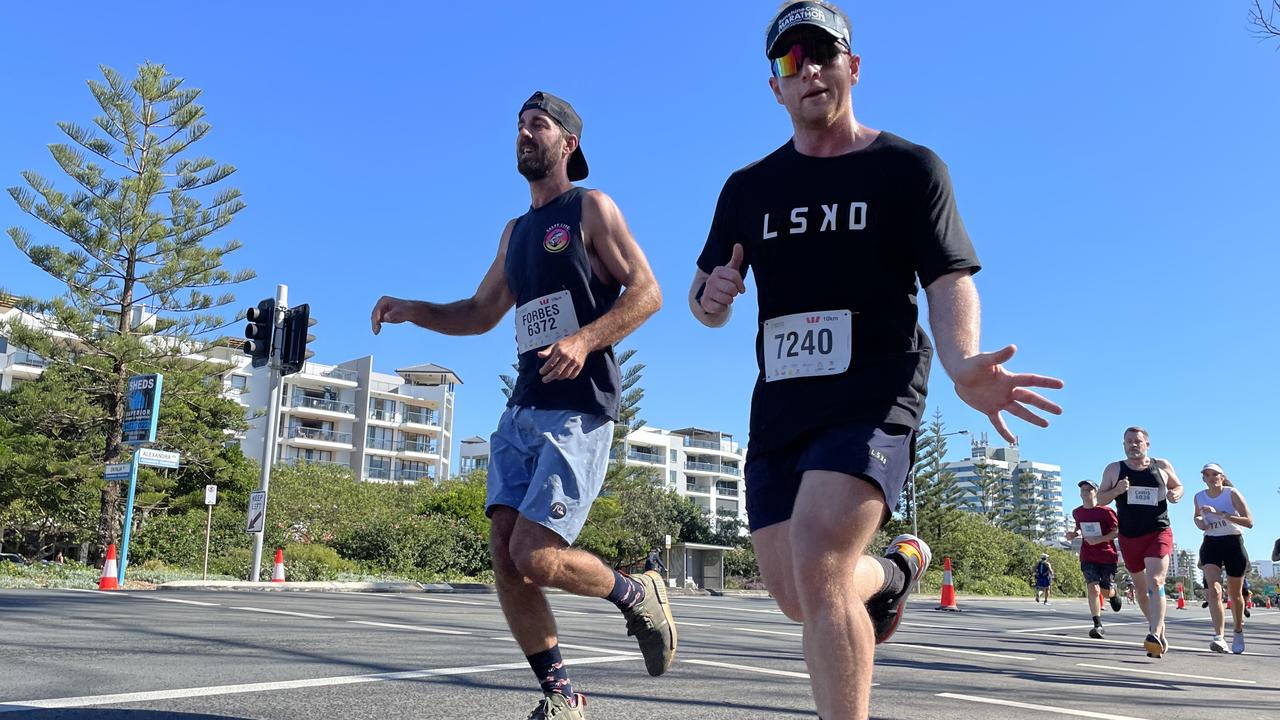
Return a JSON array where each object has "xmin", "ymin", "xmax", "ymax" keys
[{"xmin": 770, "ymin": 38, "xmax": 851, "ymax": 78}]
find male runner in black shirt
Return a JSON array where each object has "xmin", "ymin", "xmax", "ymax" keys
[{"xmin": 689, "ymin": 3, "xmax": 1063, "ymax": 718}]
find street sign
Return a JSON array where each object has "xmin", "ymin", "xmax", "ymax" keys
[
  {"xmin": 245, "ymin": 491, "xmax": 266, "ymax": 533},
  {"xmin": 136, "ymin": 448, "xmax": 180, "ymax": 469},
  {"xmin": 204, "ymin": 485, "xmax": 218, "ymax": 506},
  {"xmin": 122, "ymin": 374, "xmax": 163, "ymax": 445},
  {"xmin": 104, "ymin": 463, "xmax": 132, "ymax": 481}
]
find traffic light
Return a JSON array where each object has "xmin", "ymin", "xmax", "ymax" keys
[
  {"xmin": 280, "ymin": 303, "xmax": 316, "ymax": 376},
  {"xmin": 243, "ymin": 299, "xmax": 276, "ymax": 367}
]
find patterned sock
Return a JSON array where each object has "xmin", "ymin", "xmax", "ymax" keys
[
  {"xmin": 527, "ymin": 646, "xmax": 575, "ymax": 704},
  {"xmin": 875, "ymin": 556, "xmax": 907, "ymax": 597},
  {"xmin": 606, "ymin": 570, "xmax": 645, "ymax": 611}
]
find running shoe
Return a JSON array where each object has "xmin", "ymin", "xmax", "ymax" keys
[
  {"xmin": 525, "ymin": 693, "xmax": 586, "ymax": 720},
  {"xmin": 1201, "ymin": 600, "xmax": 1209, "ymax": 608},
  {"xmin": 1089, "ymin": 625, "xmax": 1105, "ymax": 639},
  {"xmin": 1209, "ymin": 636, "xmax": 1229, "ymax": 653},
  {"xmin": 1144, "ymin": 632, "xmax": 1163, "ymax": 658},
  {"xmin": 869, "ymin": 534, "xmax": 932, "ymax": 645},
  {"xmin": 1109, "ymin": 595, "xmax": 1122, "ymax": 612},
  {"xmin": 622, "ymin": 570, "xmax": 677, "ymax": 676},
  {"xmin": 1231, "ymin": 630, "xmax": 1245, "ymax": 654},
  {"xmin": 1244, "ymin": 606, "xmax": 1251, "ymax": 619}
]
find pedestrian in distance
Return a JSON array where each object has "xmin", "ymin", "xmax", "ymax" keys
[
  {"xmin": 644, "ymin": 547, "xmax": 666, "ymax": 576},
  {"xmin": 1065, "ymin": 480, "xmax": 1122, "ymax": 638},
  {"xmin": 1194, "ymin": 462, "xmax": 1253, "ymax": 653},
  {"xmin": 687, "ymin": 2, "xmax": 1063, "ymax": 717},
  {"xmin": 1032, "ymin": 554, "xmax": 1055, "ymax": 605},
  {"xmin": 371, "ymin": 91, "xmax": 672, "ymax": 719},
  {"xmin": 1096, "ymin": 426, "xmax": 1184, "ymax": 658}
]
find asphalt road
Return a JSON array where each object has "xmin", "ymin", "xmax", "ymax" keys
[{"xmin": 1, "ymin": 588, "xmax": 1277, "ymax": 719}]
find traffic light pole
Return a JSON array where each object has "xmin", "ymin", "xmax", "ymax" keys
[{"xmin": 249, "ymin": 284, "xmax": 287, "ymax": 582}]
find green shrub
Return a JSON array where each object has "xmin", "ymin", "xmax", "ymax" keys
[
  {"xmin": 281, "ymin": 543, "xmax": 354, "ymax": 581},
  {"xmin": 210, "ymin": 547, "xmax": 255, "ymax": 580},
  {"xmin": 966, "ymin": 575, "xmax": 1032, "ymax": 596},
  {"xmin": 724, "ymin": 547, "xmax": 759, "ymax": 580}
]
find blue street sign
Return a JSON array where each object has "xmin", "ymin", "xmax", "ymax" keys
[{"xmin": 122, "ymin": 374, "xmax": 163, "ymax": 446}]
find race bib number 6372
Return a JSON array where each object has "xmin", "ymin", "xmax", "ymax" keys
[
  {"xmin": 515, "ymin": 290, "xmax": 580, "ymax": 354},
  {"xmin": 763, "ymin": 310, "xmax": 852, "ymax": 382}
]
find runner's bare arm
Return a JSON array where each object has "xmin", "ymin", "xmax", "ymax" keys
[
  {"xmin": 371, "ymin": 220, "xmax": 516, "ymax": 336},
  {"xmin": 925, "ymin": 271, "xmax": 1064, "ymax": 444},
  {"xmin": 1227, "ymin": 489, "xmax": 1254, "ymax": 529},
  {"xmin": 1096, "ymin": 463, "xmax": 1126, "ymax": 505},
  {"xmin": 537, "ymin": 191, "xmax": 661, "ymax": 382},
  {"xmin": 1159, "ymin": 459, "xmax": 1184, "ymax": 502}
]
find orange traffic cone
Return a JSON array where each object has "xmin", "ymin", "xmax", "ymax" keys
[
  {"xmin": 1176, "ymin": 582, "xmax": 1185, "ymax": 610},
  {"xmin": 936, "ymin": 557, "xmax": 960, "ymax": 611},
  {"xmin": 1225, "ymin": 596, "xmax": 1231, "ymax": 609},
  {"xmin": 270, "ymin": 547, "xmax": 285, "ymax": 583},
  {"xmin": 1266, "ymin": 596, "xmax": 1272, "ymax": 609},
  {"xmin": 98, "ymin": 544, "xmax": 119, "ymax": 591}
]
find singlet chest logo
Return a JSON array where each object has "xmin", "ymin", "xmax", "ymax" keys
[
  {"xmin": 543, "ymin": 223, "xmax": 571, "ymax": 253},
  {"xmin": 762, "ymin": 202, "xmax": 868, "ymax": 239}
]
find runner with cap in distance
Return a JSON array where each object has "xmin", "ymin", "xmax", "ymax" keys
[
  {"xmin": 688, "ymin": 2, "xmax": 1064, "ymax": 717},
  {"xmin": 1065, "ymin": 479, "xmax": 1122, "ymax": 638},
  {"xmin": 371, "ymin": 91, "xmax": 672, "ymax": 720},
  {"xmin": 1193, "ymin": 462, "xmax": 1254, "ymax": 653}
]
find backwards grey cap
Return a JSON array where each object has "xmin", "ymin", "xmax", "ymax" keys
[
  {"xmin": 765, "ymin": 1, "xmax": 852, "ymax": 58},
  {"xmin": 519, "ymin": 91, "xmax": 589, "ymax": 181}
]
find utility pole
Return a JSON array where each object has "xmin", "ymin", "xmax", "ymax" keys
[{"xmin": 248, "ymin": 284, "xmax": 287, "ymax": 582}]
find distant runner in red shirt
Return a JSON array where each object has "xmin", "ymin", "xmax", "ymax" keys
[{"xmin": 1066, "ymin": 480, "xmax": 1122, "ymax": 638}]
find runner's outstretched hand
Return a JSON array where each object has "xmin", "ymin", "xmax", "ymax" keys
[{"xmin": 952, "ymin": 344, "xmax": 1063, "ymax": 444}]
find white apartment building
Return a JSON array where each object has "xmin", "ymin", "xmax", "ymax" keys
[
  {"xmin": 213, "ymin": 348, "xmax": 460, "ymax": 484},
  {"xmin": 945, "ymin": 434, "xmax": 1066, "ymax": 544},
  {"xmin": 1, "ymin": 298, "xmax": 63, "ymax": 391},
  {"xmin": 459, "ymin": 436, "xmax": 490, "ymax": 474},
  {"xmin": 618, "ymin": 426, "xmax": 747, "ymax": 530},
  {"xmin": 1252, "ymin": 560, "xmax": 1278, "ymax": 579}
]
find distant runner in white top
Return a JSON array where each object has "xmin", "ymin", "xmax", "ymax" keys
[{"xmin": 1193, "ymin": 462, "xmax": 1253, "ymax": 654}]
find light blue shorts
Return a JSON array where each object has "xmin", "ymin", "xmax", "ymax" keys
[{"xmin": 485, "ymin": 405, "xmax": 615, "ymax": 545}]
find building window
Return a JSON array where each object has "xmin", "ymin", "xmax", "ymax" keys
[
  {"xmin": 230, "ymin": 374, "xmax": 248, "ymax": 391},
  {"xmin": 669, "ymin": 470, "xmax": 677, "ymax": 486},
  {"xmin": 669, "ymin": 449, "xmax": 678, "ymax": 463}
]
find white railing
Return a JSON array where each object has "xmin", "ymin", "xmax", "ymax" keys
[
  {"xmin": 290, "ymin": 396, "xmax": 354, "ymax": 414},
  {"xmin": 301, "ymin": 362, "xmax": 358, "ymax": 382},
  {"xmin": 284, "ymin": 427, "xmax": 352, "ymax": 444}
]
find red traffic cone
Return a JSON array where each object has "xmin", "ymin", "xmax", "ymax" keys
[
  {"xmin": 936, "ymin": 557, "xmax": 960, "ymax": 611},
  {"xmin": 98, "ymin": 544, "xmax": 119, "ymax": 591},
  {"xmin": 1176, "ymin": 581, "xmax": 1185, "ymax": 610},
  {"xmin": 1266, "ymin": 596, "xmax": 1272, "ymax": 609},
  {"xmin": 271, "ymin": 547, "xmax": 285, "ymax": 583}
]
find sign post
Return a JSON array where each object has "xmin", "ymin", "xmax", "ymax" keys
[
  {"xmin": 203, "ymin": 485, "xmax": 217, "ymax": 580},
  {"xmin": 119, "ymin": 373, "xmax": 164, "ymax": 583}
]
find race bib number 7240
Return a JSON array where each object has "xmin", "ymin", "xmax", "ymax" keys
[
  {"xmin": 763, "ymin": 310, "xmax": 852, "ymax": 382},
  {"xmin": 515, "ymin": 290, "xmax": 580, "ymax": 355}
]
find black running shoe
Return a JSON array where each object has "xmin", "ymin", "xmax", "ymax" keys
[
  {"xmin": 1089, "ymin": 625, "xmax": 1105, "ymax": 639},
  {"xmin": 868, "ymin": 534, "xmax": 932, "ymax": 644},
  {"xmin": 1109, "ymin": 595, "xmax": 1122, "ymax": 612}
]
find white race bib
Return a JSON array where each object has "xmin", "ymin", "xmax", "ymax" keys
[
  {"xmin": 1080, "ymin": 521, "xmax": 1102, "ymax": 538},
  {"xmin": 515, "ymin": 290, "xmax": 580, "ymax": 355},
  {"xmin": 763, "ymin": 310, "xmax": 852, "ymax": 382},
  {"xmin": 1127, "ymin": 486, "xmax": 1158, "ymax": 506}
]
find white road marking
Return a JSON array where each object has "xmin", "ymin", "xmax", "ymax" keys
[
  {"xmin": 1011, "ymin": 622, "xmax": 1144, "ymax": 633},
  {"xmin": 937, "ymin": 692, "xmax": 1150, "ymax": 720},
  {"xmin": 0, "ymin": 655, "xmax": 638, "ymax": 712},
  {"xmin": 61, "ymin": 588, "xmax": 116, "ymax": 595},
  {"xmin": 900, "ymin": 621, "xmax": 1002, "ymax": 631},
  {"xmin": 229, "ymin": 606, "xmax": 334, "ymax": 619},
  {"xmin": 1075, "ymin": 662, "xmax": 1258, "ymax": 685},
  {"xmin": 677, "ymin": 621, "xmax": 713, "ymax": 627},
  {"xmin": 888, "ymin": 643, "xmax": 1034, "ymax": 662},
  {"xmin": 403, "ymin": 596, "xmax": 488, "ymax": 606},
  {"xmin": 1017, "ymin": 632, "xmax": 1267, "ymax": 656},
  {"xmin": 675, "ymin": 602, "xmax": 785, "ymax": 616},
  {"xmin": 683, "ymin": 659, "xmax": 808, "ymax": 679},
  {"xmin": 132, "ymin": 596, "xmax": 221, "ymax": 607},
  {"xmin": 348, "ymin": 621, "xmax": 470, "ymax": 635},
  {"xmin": 734, "ymin": 626, "xmax": 802, "ymax": 637},
  {"xmin": 489, "ymin": 636, "xmax": 640, "ymax": 656}
]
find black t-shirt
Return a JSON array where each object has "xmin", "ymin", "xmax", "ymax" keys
[{"xmin": 697, "ymin": 132, "xmax": 980, "ymax": 454}]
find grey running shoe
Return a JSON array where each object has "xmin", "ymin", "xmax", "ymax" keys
[
  {"xmin": 1232, "ymin": 630, "xmax": 1245, "ymax": 654},
  {"xmin": 869, "ymin": 534, "xmax": 932, "ymax": 644},
  {"xmin": 525, "ymin": 693, "xmax": 586, "ymax": 720},
  {"xmin": 1209, "ymin": 637, "xmax": 1229, "ymax": 653},
  {"xmin": 1089, "ymin": 625, "xmax": 1104, "ymax": 639},
  {"xmin": 622, "ymin": 570, "xmax": 677, "ymax": 676}
]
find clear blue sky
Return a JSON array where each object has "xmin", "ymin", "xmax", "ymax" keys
[{"xmin": 3, "ymin": 2, "xmax": 1278, "ymax": 565}]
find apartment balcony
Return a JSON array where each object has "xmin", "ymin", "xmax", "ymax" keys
[
  {"xmin": 627, "ymin": 450, "xmax": 665, "ymax": 465},
  {"xmin": 685, "ymin": 461, "xmax": 742, "ymax": 477},
  {"xmin": 685, "ymin": 481, "xmax": 710, "ymax": 495},
  {"xmin": 5, "ymin": 350, "xmax": 48, "ymax": 379},
  {"xmin": 398, "ymin": 469, "xmax": 435, "ymax": 483},
  {"xmin": 680, "ymin": 437, "xmax": 739, "ymax": 458},
  {"xmin": 286, "ymin": 395, "xmax": 356, "ymax": 419},
  {"xmin": 368, "ymin": 407, "xmax": 397, "ymax": 424},
  {"xmin": 714, "ymin": 483, "xmax": 740, "ymax": 497},
  {"xmin": 364, "ymin": 466, "xmax": 393, "ymax": 482},
  {"xmin": 293, "ymin": 362, "xmax": 359, "ymax": 388},
  {"xmin": 282, "ymin": 426, "xmax": 353, "ymax": 449},
  {"xmin": 397, "ymin": 438, "xmax": 440, "ymax": 457},
  {"xmin": 401, "ymin": 408, "xmax": 439, "ymax": 428},
  {"xmin": 282, "ymin": 456, "xmax": 348, "ymax": 469},
  {"xmin": 365, "ymin": 436, "xmax": 396, "ymax": 454}
]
